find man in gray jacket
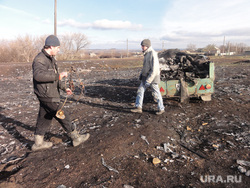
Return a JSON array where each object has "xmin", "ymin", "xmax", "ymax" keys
[
  {"xmin": 32, "ymin": 35, "xmax": 89, "ymax": 151},
  {"xmin": 131, "ymin": 39, "xmax": 165, "ymax": 115}
]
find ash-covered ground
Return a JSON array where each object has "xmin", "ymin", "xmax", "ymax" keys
[{"xmin": 0, "ymin": 57, "xmax": 249, "ymax": 188}]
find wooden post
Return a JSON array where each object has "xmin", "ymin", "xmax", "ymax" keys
[{"xmin": 54, "ymin": 0, "xmax": 57, "ymax": 36}]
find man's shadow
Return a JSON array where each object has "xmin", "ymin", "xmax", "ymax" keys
[
  {"xmin": 68, "ymin": 78, "xmax": 159, "ymax": 114},
  {"xmin": 0, "ymin": 107, "xmax": 35, "ymax": 150}
]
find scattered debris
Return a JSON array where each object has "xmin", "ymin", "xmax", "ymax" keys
[
  {"xmin": 237, "ymin": 160, "xmax": 250, "ymax": 167},
  {"xmin": 152, "ymin": 158, "xmax": 161, "ymax": 165},
  {"xmin": 179, "ymin": 142, "xmax": 206, "ymax": 159},
  {"xmin": 238, "ymin": 166, "xmax": 246, "ymax": 173},
  {"xmin": 101, "ymin": 157, "xmax": 119, "ymax": 173},
  {"xmin": 140, "ymin": 135, "xmax": 149, "ymax": 145},
  {"xmin": 246, "ymin": 170, "xmax": 250, "ymax": 176},
  {"xmin": 57, "ymin": 185, "xmax": 67, "ymax": 188},
  {"xmin": 123, "ymin": 185, "xmax": 134, "ymax": 188},
  {"xmin": 158, "ymin": 50, "xmax": 210, "ymax": 82},
  {"xmin": 64, "ymin": 165, "xmax": 70, "ymax": 169},
  {"xmin": 0, "ymin": 58, "xmax": 249, "ymax": 187},
  {"xmin": 1, "ymin": 153, "xmax": 27, "ymax": 165}
]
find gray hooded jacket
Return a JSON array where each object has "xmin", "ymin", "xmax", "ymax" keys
[{"xmin": 140, "ymin": 46, "xmax": 160, "ymax": 84}]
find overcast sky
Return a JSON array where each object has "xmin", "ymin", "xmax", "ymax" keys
[{"xmin": 0, "ymin": 0, "xmax": 249, "ymax": 50}]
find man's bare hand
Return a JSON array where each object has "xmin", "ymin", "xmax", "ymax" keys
[
  {"xmin": 66, "ymin": 88, "xmax": 73, "ymax": 95},
  {"xmin": 59, "ymin": 72, "xmax": 68, "ymax": 80}
]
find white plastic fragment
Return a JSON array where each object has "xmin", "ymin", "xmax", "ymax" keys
[
  {"xmin": 163, "ymin": 143, "xmax": 174, "ymax": 153},
  {"xmin": 123, "ymin": 185, "xmax": 134, "ymax": 188},
  {"xmin": 237, "ymin": 160, "xmax": 250, "ymax": 167},
  {"xmin": 57, "ymin": 185, "xmax": 66, "ymax": 188},
  {"xmin": 245, "ymin": 170, "xmax": 250, "ymax": 176},
  {"xmin": 64, "ymin": 165, "xmax": 70, "ymax": 169},
  {"xmin": 238, "ymin": 166, "xmax": 246, "ymax": 173},
  {"xmin": 140, "ymin": 135, "xmax": 149, "ymax": 145}
]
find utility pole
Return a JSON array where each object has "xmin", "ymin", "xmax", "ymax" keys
[
  {"xmin": 223, "ymin": 36, "xmax": 225, "ymax": 53},
  {"xmin": 54, "ymin": 0, "xmax": 57, "ymax": 36},
  {"xmin": 228, "ymin": 42, "xmax": 231, "ymax": 54},
  {"xmin": 162, "ymin": 41, "xmax": 164, "ymax": 50},
  {"xmin": 127, "ymin": 39, "xmax": 129, "ymax": 57}
]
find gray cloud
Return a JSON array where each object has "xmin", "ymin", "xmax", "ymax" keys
[
  {"xmin": 58, "ymin": 19, "xmax": 143, "ymax": 31},
  {"xmin": 223, "ymin": 28, "xmax": 250, "ymax": 36}
]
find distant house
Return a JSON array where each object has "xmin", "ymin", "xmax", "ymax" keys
[
  {"xmin": 204, "ymin": 46, "xmax": 221, "ymax": 56},
  {"xmin": 214, "ymin": 47, "xmax": 221, "ymax": 56},
  {"xmin": 220, "ymin": 52, "xmax": 236, "ymax": 56},
  {"xmin": 244, "ymin": 51, "xmax": 250, "ymax": 55},
  {"xmin": 89, "ymin": 52, "xmax": 97, "ymax": 58}
]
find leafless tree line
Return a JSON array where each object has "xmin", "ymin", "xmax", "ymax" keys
[
  {"xmin": 220, "ymin": 42, "xmax": 249, "ymax": 54},
  {"xmin": 186, "ymin": 42, "xmax": 249, "ymax": 54},
  {"xmin": 0, "ymin": 33, "xmax": 90, "ymax": 63}
]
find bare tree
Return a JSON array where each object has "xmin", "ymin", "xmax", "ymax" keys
[
  {"xmin": 0, "ymin": 40, "xmax": 9, "ymax": 62},
  {"xmin": 0, "ymin": 33, "xmax": 91, "ymax": 62},
  {"xmin": 60, "ymin": 32, "xmax": 90, "ymax": 60},
  {"xmin": 60, "ymin": 33, "xmax": 74, "ymax": 60},
  {"xmin": 186, "ymin": 43, "xmax": 197, "ymax": 51},
  {"xmin": 72, "ymin": 33, "xmax": 90, "ymax": 52},
  {"xmin": 7, "ymin": 35, "xmax": 38, "ymax": 62},
  {"xmin": 34, "ymin": 35, "xmax": 48, "ymax": 51},
  {"xmin": 230, "ymin": 43, "xmax": 247, "ymax": 54},
  {"xmin": 219, "ymin": 41, "xmax": 248, "ymax": 55},
  {"xmin": 203, "ymin": 44, "xmax": 217, "ymax": 54}
]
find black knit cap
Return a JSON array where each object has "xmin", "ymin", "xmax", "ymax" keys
[
  {"xmin": 141, "ymin": 39, "xmax": 151, "ymax": 47},
  {"xmin": 45, "ymin": 35, "xmax": 60, "ymax": 46}
]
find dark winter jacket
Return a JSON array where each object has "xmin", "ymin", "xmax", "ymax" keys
[{"xmin": 32, "ymin": 49, "xmax": 65, "ymax": 102}]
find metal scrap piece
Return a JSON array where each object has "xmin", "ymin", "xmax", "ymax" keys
[
  {"xmin": 101, "ymin": 157, "xmax": 119, "ymax": 173},
  {"xmin": 163, "ymin": 143, "xmax": 174, "ymax": 153},
  {"xmin": 140, "ymin": 135, "xmax": 149, "ymax": 145},
  {"xmin": 179, "ymin": 141, "xmax": 206, "ymax": 159},
  {"xmin": 237, "ymin": 160, "xmax": 250, "ymax": 167}
]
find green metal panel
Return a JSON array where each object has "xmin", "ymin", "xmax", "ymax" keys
[
  {"xmin": 159, "ymin": 80, "xmax": 180, "ymax": 97},
  {"xmin": 159, "ymin": 62, "xmax": 215, "ymax": 98},
  {"xmin": 195, "ymin": 78, "xmax": 214, "ymax": 95},
  {"xmin": 167, "ymin": 80, "xmax": 180, "ymax": 96},
  {"xmin": 209, "ymin": 62, "xmax": 215, "ymax": 81},
  {"xmin": 159, "ymin": 81, "xmax": 167, "ymax": 96}
]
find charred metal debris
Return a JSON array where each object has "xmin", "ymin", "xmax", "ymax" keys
[
  {"xmin": 56, "ymin": 66, "xmax": 85, "ymax": 119},
  {"xmin": 66, "ymin": 66, "xmax": 85, "ymax": 98},
  {"xmin": 158, "ymin": 49, "xmax": 210, "ymax": 82}
]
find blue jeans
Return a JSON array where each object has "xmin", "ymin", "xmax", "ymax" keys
[{"xmin": 135, "ymin": 82, "xmax": 165, "ymax": 111}]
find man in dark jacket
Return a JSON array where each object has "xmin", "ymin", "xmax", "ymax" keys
[{"xmin": 32, "ymin": 35, "xmax": 89, "ymax": 151}]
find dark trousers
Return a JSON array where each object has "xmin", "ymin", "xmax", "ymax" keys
[{"xmin": 35, "ymin": 100, "xmax": 74, "ymax": 135}]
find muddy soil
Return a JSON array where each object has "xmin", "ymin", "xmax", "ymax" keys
[{"xmin": 0, "ymin": 57, "xmax": 249, "ymax": 188}]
